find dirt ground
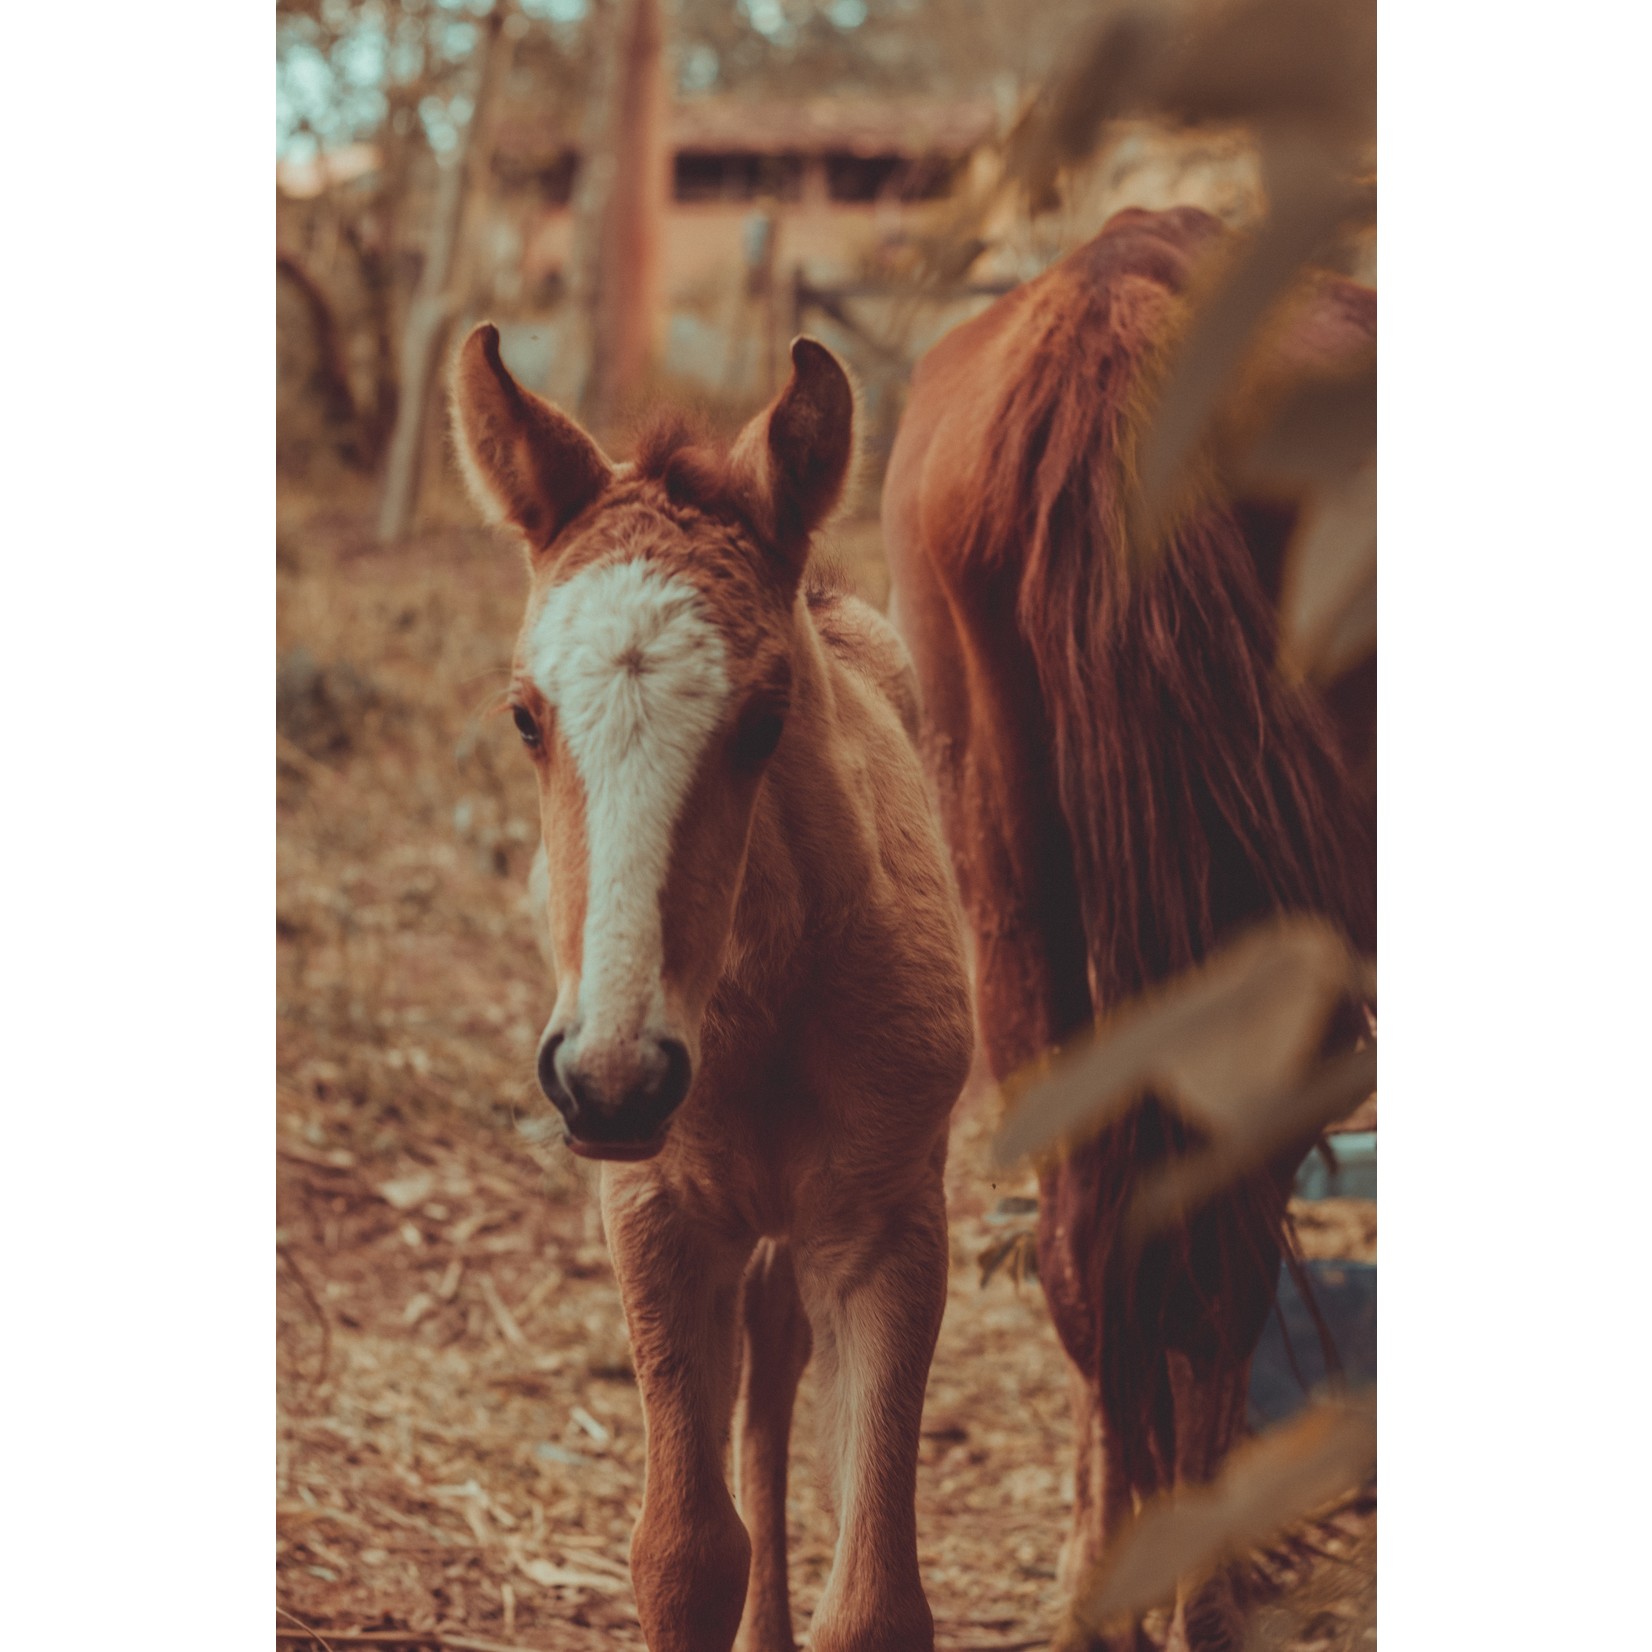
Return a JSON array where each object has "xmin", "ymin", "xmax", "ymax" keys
[{"xmin": 276, "ymin": 477, "xmax": 1375, "ymax": 1651}]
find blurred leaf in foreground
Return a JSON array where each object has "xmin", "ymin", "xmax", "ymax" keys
[
  {"xmin": 1216, "ymin": 346, "xmax": 1377, "ymax": 686},
  {"xmin": 1064, "ymin": 1396, "xmax": 1376, "ymax": 1634},
  {"xmin": 1133, "ymin": 130, "xmax": 1362, "ymax": 548},
  {"xmin": 1277, "ymin": 459, "xmax": 1377, "ymax": 683},
  {"xmin": 926, "ymin": 0, "xmax": 1374, "ymax": 284},
  {"xmin": 1152, "ymin": 0, "xmax": 1376, "ymax": 140},
  {"xmin": 993, "ymin": 916, "xmax": 1365, "ymax": 1169},
  {"xmin": 1235, "ymin": 358, "xmax": 1376, "ymax": 494},
  {"xmin": 1128, "ymin": 1041, "xmax": 1376, "ymax": 1235},
  {"xmin": 1004, "ymin": 6, "xmax": 1179, "ymax": 212}
]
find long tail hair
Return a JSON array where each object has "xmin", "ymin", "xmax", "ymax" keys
[{"xmin": 971, "ymin": 209, "xmax": 1375, "ymax": 1488}]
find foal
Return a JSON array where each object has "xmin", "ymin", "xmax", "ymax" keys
[{"xmin": 451, "ymin": 327, "xmax": 973, "ymax": 1652}]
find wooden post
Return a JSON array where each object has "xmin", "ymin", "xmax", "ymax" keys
[
  {"xmin": 555, "ymin": 0, "xmax": 618, "ymax": 411},
  {"xmin": 376, "ymin": 4, "xmax": 508, "ymax": 545},
  {"xmin": 564, "ymin": 0, "xmax": 668, "ymax": 433},
  {"xmin": 749, "ymin": 210, "xmax": 778, "ymax": 399},
  {"xmin": 791, "ymin": 265, "xmax": 808, "ymax": 342}
]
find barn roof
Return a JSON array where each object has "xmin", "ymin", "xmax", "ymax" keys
[
  {"xmin": 671, "ymin": 94, "xmax": 999, "ymax": 155},
  {"xmin": 493, "ymin": 94, "xmax": 1000, "ymax": 165}
]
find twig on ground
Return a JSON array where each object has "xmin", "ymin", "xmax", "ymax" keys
[
  {"xmin": 278, "ymin": 1243, "xmax": 333, "ymax": 1389},
  {"xmin": 278, "ymin": 733, "xmax": 347, "ymax": 789},
  {"xmin": 278, "ymin": 1140, "xmax": 359, "ymax": 1173},
  {"xmin": 276, "ymin": 1606, "xmax": 339, "ymax": 1652},
  {"xmin": 478, "ymin": 1272, "xmax": 529, "ymax": 1348}
]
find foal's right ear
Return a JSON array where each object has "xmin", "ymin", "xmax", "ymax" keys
[{"xmin": 450, "ymin": 324, "xmax": 611, "ymax": 556}]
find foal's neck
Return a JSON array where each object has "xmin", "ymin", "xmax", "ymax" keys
[{"xmin": 724, "ymin": 601, "xmax": 874, "ymax": 993}]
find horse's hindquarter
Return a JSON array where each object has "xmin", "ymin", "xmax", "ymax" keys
[
  {"xmin": 883, "ymin": 276, "xmax": 1097, "ymax": 1074},
  {"xmin": 884, "ymin": 211, "xmax": 1377, "ymax": 1497},
  {"xmin": 887, "ymin": 206, "xmax": 1376, "ymax": 1043}
]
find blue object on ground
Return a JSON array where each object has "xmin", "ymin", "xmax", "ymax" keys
[
  {"xmin": 1293, "ymin": 1131, "xmax": 1377, "ymax": 1200},
  {"xmin": 1248, "ymin": 1258, "xmax": 1377, "ymax": 1427}
]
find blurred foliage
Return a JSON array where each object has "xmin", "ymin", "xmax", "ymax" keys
[
  {"xmin": 1063, "ymin": 1397, "xmax": 1376, "ymax": 1640},
  {"xmin": 928, "ymin": 0, "xmax": 1376, "ymax": 559},
  {"xmin": 277, "ymin": 0, "xmax": 1114, "ymax": 161},
  {"xmin": 277, "ymin": 0, "xmax": 530, "ymax": 160},
  {"xmin": 994, "ymin": 918, "xmax": 1374, "ymax": 1222}
]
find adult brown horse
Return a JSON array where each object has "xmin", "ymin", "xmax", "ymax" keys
[
  {"xmin": 882, "ymin": 206, "xmax": 1376, "ymax": 1650},
  {"xmin": 451, "ymin": 328, "xmax": 973, "ymax": 1652}
]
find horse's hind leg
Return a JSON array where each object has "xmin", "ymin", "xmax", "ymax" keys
[
  {"xmin": 1163, "ymin": 1355, "xmax": 1251, "ymax": 1652},
  {"xmin": 734, "ymin": 1238, "xmax": 812, "ymax": 1652},
  {"xmin": 1051, "ymin": 1373, "xmax": 1155, "ymax": 1652},
  {"xmin": 1057, "ymin": 1368, "xmax": 1141, "ymax": 1593}
]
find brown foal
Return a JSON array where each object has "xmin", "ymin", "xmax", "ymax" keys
[{"xmin": 451, "ymin": 327, "xmax": 973, "ymax": 1652}]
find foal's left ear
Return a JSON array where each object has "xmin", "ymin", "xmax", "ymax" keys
[{"xmin": 731, "ymin": 337, "xmax": 855, "ymax": 573}]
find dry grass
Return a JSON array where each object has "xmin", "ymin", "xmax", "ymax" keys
[{"xmin": 275, "ymin": 477, "xmax": 1373, "ymax": 1649}]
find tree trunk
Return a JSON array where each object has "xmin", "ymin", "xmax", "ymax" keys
[
  {"xmin": 276, "ymin": 251, "xmax": 361, "ymax": 457},
  {"xmin": 338, "ymin": 219, "xmax": 398, "ymax": 471},
  {"xmin": 346, "ymin": 75, "xmax": 429, "ymax": 472},
  {"xmin": 376, "ymin": 4, "xmax": 509, "ymax": 544},
  {"xmin": 562, "ymin": 0, "xmax": 669, "ymax": 432}
]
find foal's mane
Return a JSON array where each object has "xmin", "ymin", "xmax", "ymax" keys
[
  {"xmin": 628, "ymin": 412, "xmax": 769, "ymax": 543},
  {"xmin": 628, "ymin": 412, "xmax": 849, "ymax": 612}
]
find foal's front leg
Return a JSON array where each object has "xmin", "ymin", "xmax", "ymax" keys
[
  {"xmin": 602, "ymin": 1172, "xmax": 752, "ymax": 1652},
  {"xmin": 735, "ymin": 1239, "xmax": 812, "ymax": 1652},
  {"xmin": 798, "ymin": 1180, "xmax": 949, "ymax": 1652}
]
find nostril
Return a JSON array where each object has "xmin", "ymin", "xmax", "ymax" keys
[
  {"xmin": 542, "ymin": 1034, "xmax": 691, "ymax": 1144},
  {"xmin": 553, "ymin": 1037, "xmax": 586, "ymax": 1103},
  {"xmin": 537, "ymin": 1032, "xmax": 576, "ymax": 1118},
  {"xmin": 655, "ymin": 1038, "xmax": 692, "ymax": 1113}
]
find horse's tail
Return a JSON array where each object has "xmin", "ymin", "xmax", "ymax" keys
[{"xmin": 987, "ymin": 214, "xmax": 1375, "ymax": 1489}]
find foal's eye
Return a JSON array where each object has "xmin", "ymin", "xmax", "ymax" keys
[
  {"xmin": 732, "ymin": 704, "xmax": 785, "ymax": 770},
  {"xmin": 512, "ymin": 705, "xmax": 542, "ymax": 749}
]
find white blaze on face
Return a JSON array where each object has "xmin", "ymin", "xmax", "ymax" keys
[{"xmin": 529, "ymin": 558, "xmax": 730, "ymax": 1045}]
